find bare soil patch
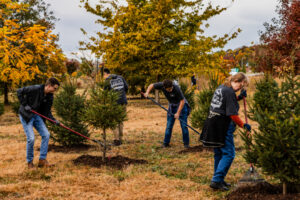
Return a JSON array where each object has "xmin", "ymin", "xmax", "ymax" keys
[
  {"xmin": 227, "ymin": 182, "xmax": 300, "ymax": 200},
  {"xmin": 73, "ymin": 155, "xmax": 148, "ymax": 169}
]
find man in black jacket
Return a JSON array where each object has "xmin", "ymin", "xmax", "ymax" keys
[
  {"xmin": 103, "ymin": 68, "xmax": 128, "ymax": 146},
  {"xmin": 17, "ymin": 77, "xmax": 60, "ymax": 168}
]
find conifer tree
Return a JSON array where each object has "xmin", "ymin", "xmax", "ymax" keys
[
  {"xmin": 48, "ymin": 80, "xmax": 89, "ymax": 147},
  {"xmin": 241, "ymin": 75, "xmax": 300, "ymax": 195},
  {"xmin": 83, "ymin": 82, "xmax": 127, "ymax": 161}
]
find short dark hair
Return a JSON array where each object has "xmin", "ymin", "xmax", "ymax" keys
[
  {"xmin": 163, "ymin": 79, "xmax": 173, "ymax": 88},
  {"xmin": 103, "ymin": 68, "xmax": 110, "ymax": 74},
  {"xmin": 45, "ymin": 77, "xmax": 60, "ymax": 86}
]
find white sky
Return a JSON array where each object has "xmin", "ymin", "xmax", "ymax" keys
[{"xmin": 44, "ymin": 0, "xmax": 279, "ymax": 59}]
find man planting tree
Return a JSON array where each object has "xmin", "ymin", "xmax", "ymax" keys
[
  {"xmin": 103, "ymin": 68, "xmax": 128, "ymax": 146},
  {"xmin": 17, "ymin": 77, "xmax": 60, "ymax": 168},
  {"xmin": 143, "ymin": 80, "xmax": 191, "ymax": 148}
]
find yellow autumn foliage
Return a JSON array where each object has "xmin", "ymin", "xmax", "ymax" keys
[
  {"xmin": 0, "ymin": 0, "xmax": 66, "ymax": 87},
  {"xmin": 81, "ymin": 0, "xmax": 240, "ymax": 88}
]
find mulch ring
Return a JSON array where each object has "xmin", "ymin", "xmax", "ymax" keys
[
  {"xmin": 37, "ymin": 144, "xmax": 93, "ymax": 153},
  {"xmin": 73, "ymin": 155, "xmax": 148, "ymax": 169},
  {"xmin": 227, "ymin": 182, "xmax": 300, "ymax": 200}
]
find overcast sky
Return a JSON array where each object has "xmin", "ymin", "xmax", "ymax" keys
[{"xmin": 44, "ymin": 0, "xmax": 279, "ymax": 59}]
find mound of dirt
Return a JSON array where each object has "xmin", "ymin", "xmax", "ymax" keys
[
  {"xmin": 73, "ymin": 155, "xmax": 148, "ymax": 169},
  {"xmin": 37, "ymin": 144, "xmax": 93, "ymax": 153},
  {"xmin": 227, "ymin": 182, "xmax": 300, "ymax": 200}
]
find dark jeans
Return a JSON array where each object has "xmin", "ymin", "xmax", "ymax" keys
[
  {"xmin": 212, "ymin": 121, "xmax": 236, "ymax": 183},
  {"xmin": 164, "ymin": 103, "xmax": 190, "ymax": 145}
]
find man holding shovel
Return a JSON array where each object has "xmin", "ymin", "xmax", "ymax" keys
[
  {"xmin": 17, "ymin": 77, "xmax": 60, "ymax": 168},
  {"xmin": 143, "ymin": 79, "xmax": 190, "ymax": 148}
]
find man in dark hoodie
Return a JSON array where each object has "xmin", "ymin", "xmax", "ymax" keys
[
  {"xmin": 17, "ymin": 77, "xmax": 60, "ymax": 168},
  {"xmin": 103, "ymin": 68, "xmax": 128, "ymax": 146}
]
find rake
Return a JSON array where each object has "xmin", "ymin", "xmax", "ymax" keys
[
  {"xmin": 142, "ymin": 93, "xmax": 201, "ymax": 135},
  {"xmin": 238, "ymin": 97, "xmax": 264, "ymax": 184}
]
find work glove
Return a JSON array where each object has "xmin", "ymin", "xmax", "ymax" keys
[
  {"xmin": 243, "ymin": 123, "xmax": 251, "ymax": 132},
  {"xmin": 238, "ymin": 89, "xmax": 247, "ymax": 100},
  {"xmin": 24, "ymin": 105, "xmax": 32, "ymax": 111}
]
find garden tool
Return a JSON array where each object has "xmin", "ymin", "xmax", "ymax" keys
[
  {"xmin": 30, "ymin": 109, "xmax": 106, "ymax": 148},
  {"xmin": 142, "ymin": 93, "xmax": 201, "ymax": 135},
  {"xmin": 238, "ymin": 97, "xmax": 264, "ymax": 184}
]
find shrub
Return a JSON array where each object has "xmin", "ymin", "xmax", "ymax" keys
[
  {"xmin": 48, "ymin": 80, "xmax": 89, "ymax": 147},
  {"xmin": 83, "ymin": 82, "xmax": 127, "ymax": 161}
]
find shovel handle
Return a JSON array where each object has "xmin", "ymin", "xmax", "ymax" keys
[
  {"xmin": 31, "ymin": 109, "xmax": 92, "ymax": 142},
  {"xmin": 242, "ymin": 98, "xmax": 254, "ymax": 168}
]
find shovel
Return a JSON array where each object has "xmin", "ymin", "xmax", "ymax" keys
[
  {"xmin": 30, "ymin": 109, "xmax": 106, "ymax": 148},
  {"xmin": 142, "ymin": 93, "xmax": 201, "ymax": 135},
  {"xmin": 238, "ymin": 97, "xmax": 264, "ymax": 184}
]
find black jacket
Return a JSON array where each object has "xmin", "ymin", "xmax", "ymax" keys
[{"xmin": 17, "ymin": 84, "xmax": 56, "ymax": 123}]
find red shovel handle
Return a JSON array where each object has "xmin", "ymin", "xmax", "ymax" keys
[{"xmin": 30, "ymin": 109, "xmax": 91, "ymax": 141}]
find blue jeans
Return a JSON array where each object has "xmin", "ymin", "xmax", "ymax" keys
[
  {"xmin": 212, "ymin": 121, "xmax": 236, "ymax": 183},
  {"xmin": 20, "ymin": 114, "xmax": 50, "ymax": 163},
  {"xmin": 164, "ymin": 103, "xmax": 190, "ymax": 145}
]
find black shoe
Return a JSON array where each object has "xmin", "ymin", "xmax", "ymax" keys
[
  {"xmin": 113, "ymin": 140, "xmax": 122, "ymax": 146},
  {"xmin": 162, "ymin": 143, "xmax": 170, "ymax": 148},
  {"xmin": 210, "ymin": 181, "xmax": 229, "ymax": 191},
  {"xmin": 184, "ymin": 144, "xmax": 190, "ymax": 149},
  {"xmin": 223, "ymin": 181, "xmax": 231, "ymax": 188}
]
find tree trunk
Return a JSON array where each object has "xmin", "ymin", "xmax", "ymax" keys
[
  {"xmin": 140, "ymin": 86, "xmax": 145, "ymax": 99},
  {"xmin": 4, "ymin": 83, "xmax": 9, "ymax": 105},
  {"xmin": 283, "ymin": 182, "xmax": 287, "ymax": 195},
  {"xmin": 102, "ymin": 129, "xmax": 106, "ymax": 162}
]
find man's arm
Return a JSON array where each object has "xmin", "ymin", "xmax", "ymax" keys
[
  {"xmin": 143, "ymin": 84, "xmax": 154, "ymax": 98},
  {"xmin": 174, "ymin": 99, "xmax": 185, "ymax": 119},
  {"xmin": 17, "ymin": 85, "xmax": 38, "ymax": 106},
  {"xmin": 17, "ymin": 87, "xmax": 27, "ymax": 106}
]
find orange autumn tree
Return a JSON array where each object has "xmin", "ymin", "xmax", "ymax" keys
[{"xmin": 0, "ymin": 0, "xmax": 66, "ymax": 104}]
